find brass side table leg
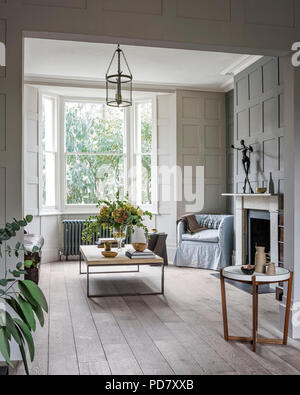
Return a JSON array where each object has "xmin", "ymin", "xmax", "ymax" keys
[
  {"xmin": 220, "ymin": 269, "xmax": 229, "ymax": 341},
  {"xmin": 252, "ymin": 276, "xmax": 258, "ymax": 352},
  {"xmin": 283, "ymin": 272, "xmax": 293, "ymax": 345}
]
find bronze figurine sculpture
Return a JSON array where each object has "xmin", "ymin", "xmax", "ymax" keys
[{"xmin": 232, "ymin": 140, "xmax": 254, "ymax": 194}]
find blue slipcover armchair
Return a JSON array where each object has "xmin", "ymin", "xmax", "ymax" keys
[{"xmin": 174, "ymin": 214, "xmax": 234, "ymax": 270}]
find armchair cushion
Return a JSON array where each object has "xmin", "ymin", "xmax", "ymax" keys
[
  {"xmin": 175, "ymin": 214, "xmax": 234, "ymax": 270},
  {"xmin": 198, "ymin": 217, "xmax": 222, "ymax": 230},
  {"xmin": 182, "ymin": 229, "xmax": 219, "ymax": 243}
]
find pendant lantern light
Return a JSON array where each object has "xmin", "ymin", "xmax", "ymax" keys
[{"xmin": 106, "ymin": 44, "xmax": 133, "ymax": 107}]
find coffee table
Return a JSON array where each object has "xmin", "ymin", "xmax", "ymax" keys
[
  {"xmin": 79, "ymin": 245, "xmax": 164, "ymax": 298},
  {"xmin": 220, "ymin": 266, "xmax": 293, "ymax": 352}
]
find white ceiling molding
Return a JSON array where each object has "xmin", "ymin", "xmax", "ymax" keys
[
  {"xmin": 24, "ymin": 75, "xmax": 235, "ymax": 93},
  {"xmin": 220, "ymin": 55, "xmax": 262, "ymax": 76},
  {"xmin": 220, "ymin": 78, "xmax": 234, "ymax": 92}
]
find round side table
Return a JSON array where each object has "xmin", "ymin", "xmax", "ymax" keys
[{"xmin": 220, "ymin": 266, "xmax": 293, "ymax": 352}]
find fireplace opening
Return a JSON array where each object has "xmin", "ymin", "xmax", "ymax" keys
[{"xmin": 247, "ymin": 210, "xmax": 270, "ymax": 265}]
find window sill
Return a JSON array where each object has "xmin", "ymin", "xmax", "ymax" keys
[
  {"xmin": 38, "ymin": 211, "xmax": 159, "ymax": 217},
  {"xmin": 39, "ymin": 210, "xmax": 61, "ymax": 217}
]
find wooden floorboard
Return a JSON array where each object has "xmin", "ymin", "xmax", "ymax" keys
[
  {"xmin": 63, "ymin": 262, "xmax": 111, "ymax": 370},
  {"xmin": 9, "ymin": 261, "xmax": 300, "ymax": 375}
]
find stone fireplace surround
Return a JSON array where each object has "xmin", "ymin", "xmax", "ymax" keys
[{"xmin": 222, "ymin": 194, "xmax": 281, "ymax": 266}]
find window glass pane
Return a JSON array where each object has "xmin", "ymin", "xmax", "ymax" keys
[
  {"xmin": 42, "ymin": 97, "xmax": 56, "ymax": 152},
  {"xmin": 138, "ymin": 102, "xmax": 152, "ymax": 154},
  {"xmin": 42, "ymin": 152, "xmax": 56, "ymax": 207},
  {"xmin": 141, "ymin": 155, "xmax": 152, "ymax": 205},
  {"xmin": 65, "ymin": 102, "xmax": 124, "ymax": 154},
  {"xmin": 66, "ymin": 155, "xmax": 124, "ymax": 205}
]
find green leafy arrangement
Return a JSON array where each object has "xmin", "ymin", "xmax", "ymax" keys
[
  {"xmin": 0, "ymin": 216, "xmax": 48, "ymax": 375},
  {"xmin": 82, "ymin": 191, "xmax": 152, "ymax": 243}
]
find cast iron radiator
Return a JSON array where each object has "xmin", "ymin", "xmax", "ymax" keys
[
  {"xmin": 63, "ymin": 220, "xmax": 112, "ymax": 259},
  {"xmin": 62, "ymin": 220, "xmax": 130, "ymax": 259}
]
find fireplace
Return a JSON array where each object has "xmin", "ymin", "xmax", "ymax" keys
[
  {"xmin": 222, "ymin": 193, "xmax": 281, "ymax": 266},
  {"xmin": 247, "ymin": 210, "xmax": 270, "ymax": 265}
]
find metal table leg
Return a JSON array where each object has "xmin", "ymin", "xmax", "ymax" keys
[
  {"xmin": 161, "ymin": 262, "xmax": 165, "ymax": 295},
  {"xmin": 86, "ymin": 262, "xmax": 164, "ymax": 298}
]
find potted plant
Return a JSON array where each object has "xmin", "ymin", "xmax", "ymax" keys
[
  {"xmin": 82, "ymin": 191, "xmax": 152, "ymax": 250},
  {"xmin": 0, "ymin": 216, "xmax": 48, "ymax": 375},
  {"xmin": 24, "ymin": 246, "xmax": 41, "ymax": 285}
]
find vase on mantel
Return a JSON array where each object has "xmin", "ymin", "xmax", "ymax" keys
[{"xmin": 268, "ymin": 172, "xmax": 275, "ymax": 195}]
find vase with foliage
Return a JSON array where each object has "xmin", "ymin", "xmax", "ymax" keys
[
  {"xmin": 0, "ymin": 216, "xmax": 48, "ymax": 375},
  {"xmin": 82, "ymin": 192, "xmax": 152, "ymax": 251}
]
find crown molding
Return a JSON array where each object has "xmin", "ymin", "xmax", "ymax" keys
[
  {"xmin": 220, "ymin": 55, "xmax": 262, "ymax": 77},
  {"xmin": 24, "ymin": 74, "xmax": 231, "ymax": 93}
]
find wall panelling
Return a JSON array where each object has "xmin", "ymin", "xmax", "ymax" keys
[{"xmin": 233, "ymin": 56, "xmax": 284, "ymax": 195}]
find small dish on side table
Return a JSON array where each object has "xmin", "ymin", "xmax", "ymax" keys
[{"xmin": 241, "ymin": 265, "xmax": 256, "ymax": 275}]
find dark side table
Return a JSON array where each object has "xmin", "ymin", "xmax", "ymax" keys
[{"xmin": 148, "ymin": 232, "xmax": 168, "ymax": 265}]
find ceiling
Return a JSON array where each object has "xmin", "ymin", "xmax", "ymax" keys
[{"xmin": 24, "ymin": 39, "xmax": 261, "ymax": 92}]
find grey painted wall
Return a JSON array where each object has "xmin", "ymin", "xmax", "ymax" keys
[
  {"xmin": 226, "ymin": 89, "xmax": 234, "ymax": 214},
  {"xmin": 227, "ymin": 56, "xmax": 285, "ymax": 200}
]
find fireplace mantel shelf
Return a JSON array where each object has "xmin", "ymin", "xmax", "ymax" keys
[{"xmin": 222, "ymin": 193, "xmax": 278, "ymax": 197}]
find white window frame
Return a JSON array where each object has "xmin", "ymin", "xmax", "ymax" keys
[
  {"xmin": 38, "ymin": 92, "xmax": 60, "ymax": 215},
  {"xmin": 61, "ymin": 97, "xmax": 128, "ymax": 214},
  {"xmin": 134, "ymin": 98, "xmax": 158, "ymax": 213},
  {"xmin": 38, "ymin": 94, "xmax": 158, "ymax": 215}
]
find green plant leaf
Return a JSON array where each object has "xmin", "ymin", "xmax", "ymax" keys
[
  {"xmin": 32, "ymin": 246, "xmax": 40, "ymax": 254},
  {"xmin": 5, "ymin": 298, "xmax": 27, "ymax": 326},
  {"xmin": 17, "ymin": 262, "xmax": 22, "ymax": 270},
  {"xmin": 15, "ymin": 241, "xmax": 21, "ymax": 250},
  {"xmin": 10, "ymin": 270, "xmax": 21, "ymax": 278},
  {"xmin": 19, "ymin": 343, "xmax": 29, "ymax": 375},
  {"xmin": 0, "ymin": 327, "xmax": 13, "ymax": 367},
  {"xmin": 6, "ymin": 245, "xmax": 12, "ymax": 257},
  {"xmin": 17, "ymin": 270, "xmax": 28, "ymax": 275},
  {"xmin": 17, "ymin": 296, "xmax": 36, "ymax": 332},
  {"xmin": 20, "ymin": 280, "xmax": 48, "ymax": 313},
  {"xmin": 18, "ymin": 281, "xmax": 38, "ymax": 308},
  {"xmin": 31, "ymin": 303, "xmax": 44, "ymax": 327},
  {"xmin": 24, "ymin": 260, "xmax": 33, "ymax": 269},
  {"xmin": 14, "ymin": 318, "xmax": 35, "ymax": 362},
  {"xmin": 11, "ymin": 222, "xmax": 20, "ymax": 232},
  {"xmin": 0, "ymin": 279, "xmax": 8, "ymax": 287},
  {"xmin": 5, "ymin": 312, "xmax": 23, "ymax": 346},
  {"xmin": 25, "ymin": 215, "xmax": 33, "ymax": 223}
]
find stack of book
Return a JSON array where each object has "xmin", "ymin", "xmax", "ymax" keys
[{"xmin": 125, "ymin": 248, "xmax": 156, "ymax": 259}]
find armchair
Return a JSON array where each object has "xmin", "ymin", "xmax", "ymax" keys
[{"xmin": 174, "ymin": 214, "xmax": 234, "ymax": 270}]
